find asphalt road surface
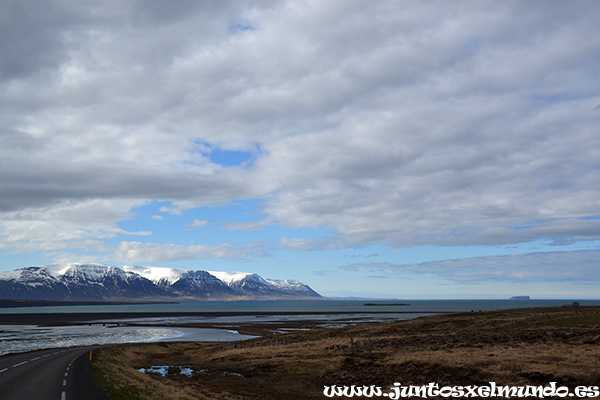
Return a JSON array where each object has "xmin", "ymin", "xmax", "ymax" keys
[{"xmin": 0, "ymin": 346, "xmax": 110, "ymax": 400}]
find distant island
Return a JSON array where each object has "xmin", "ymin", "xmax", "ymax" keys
[
  {"xmin": 364, "ymin": 302, "xmax": 410, "ymax": 306},
  {"xmin": 509, "ymin": 296, "xmax": 530, "ymax": 300}
]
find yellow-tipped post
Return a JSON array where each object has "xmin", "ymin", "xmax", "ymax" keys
[{"xmin": 89, "ymin": 350, "xmax": 93, "ymax": 361}]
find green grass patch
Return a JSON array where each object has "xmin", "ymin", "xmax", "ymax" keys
[{"xmin": 91, "ymin": 349, "xmax": 156, "ymax": 400}]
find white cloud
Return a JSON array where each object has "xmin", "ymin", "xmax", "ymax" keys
[
  {"xmin": 187, "ymin": 219, "xmax": 209, "ymax": 228},
  {"xmin": 114, "ymin": 241, "xmax": 271, "ymax": 263},
  {"xmin": 0, "ymin": 199, "xmax": 145, "ymax": 256},
  {"xmin": 0, "ymin": 1, "xmax": 599, "ymax": 268},
  {"xmin": 159, "ymin": 206, "xmax": 183, "ymax": 216},
  {"xmin": 277, "ymin": 237, "xmax": 344, "ymax": 252},
  {"xmin": 221, "ymin": 220, "xmax": 269, "ymax": 231}
]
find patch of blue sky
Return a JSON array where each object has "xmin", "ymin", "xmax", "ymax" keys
[
  {"xmin": 209, "ymin": 148, "xmax": 256, "ymax": 167},
  {"xmin": 196, "ymin": 142, "xmax": 259, "ymax": 167},
  {"xmin": 229, "ymin": 19, "xmax": 255, "ymax": 33},
  {"xmin": 112, "ymin": 201, "xmax": 180, "ymax": 243},
  {"xmin": 582, "ymin": 215, "xmax": 600, "ymax": 221}
]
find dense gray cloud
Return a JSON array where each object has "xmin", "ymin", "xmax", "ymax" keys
[{"xmin": 0, "ymin": 0, "xmax": 599, "ymax": 259}]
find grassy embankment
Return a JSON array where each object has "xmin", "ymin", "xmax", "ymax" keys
[{"xmin": 91, "ymin": 306, "xmax": 600, "ymax": 400}]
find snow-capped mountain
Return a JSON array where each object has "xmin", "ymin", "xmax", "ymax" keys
[
  {"xmin": 208, "ymin": 271, "xmax": 321, "ymax": 298},
  {"xmin": 0, "ymin": 264, "xmax": 322, "ymax": 301}
]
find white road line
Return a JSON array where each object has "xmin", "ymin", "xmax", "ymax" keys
[
  {"xmin": 61, "ymin": 391, "xmax": 66, "ymax": 400},
  {"xmin": 64, "ymin": 372, "xmax": 68, "ymax": 377},
  {"xmin": 12, "ymin": 361, "xmax": 27, "ymax": 367},
  {"xmin": 63, "ymin": 379, "xmax": 67, "ymax": 386},
  {"xmin": 43, "ymin": 354, "xmax": 51, "ymax": 358},
  {"xmin": 30, "ymin": 357, "xmax": 41, "ymax": 361},
  {"xmin": 0, "ymin": 368, "xmax": 7, "ymax": 373}
]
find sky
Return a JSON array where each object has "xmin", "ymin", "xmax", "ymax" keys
[{"xmin": 1, "ymin": 0, "xmax": 599, "ymax": 299}]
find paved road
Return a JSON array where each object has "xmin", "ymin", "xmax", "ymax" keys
[{"xmin": 0, "ymin": 346, "xmax": 109, "ymax": 400}]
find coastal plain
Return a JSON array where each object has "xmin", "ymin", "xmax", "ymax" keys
[{"xmin": 91, "ymin": 306, "xmax": 600, "ymax": 400}]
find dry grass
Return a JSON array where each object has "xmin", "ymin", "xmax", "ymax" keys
[{"xmin": 92, "ymin": 306, "xmax": 600, "ymax": 399}]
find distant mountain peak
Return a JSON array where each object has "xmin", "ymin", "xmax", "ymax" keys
[{"xmin": 0, "ymin": 264, "xmax": 322, "ymax": 301}]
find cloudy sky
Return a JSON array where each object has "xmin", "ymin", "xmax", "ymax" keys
[{"xmin": 1, "ymin": 0, "xmax": 599, "ymax": 299}]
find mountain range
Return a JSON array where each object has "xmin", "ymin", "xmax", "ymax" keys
[{"xmin": 0, "ymin": 264, "xmax": 322, "ymax": 301}]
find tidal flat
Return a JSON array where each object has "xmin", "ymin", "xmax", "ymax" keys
[{"xmin": 91, "ymin": 306, "xmax": 600, "ymax": 399}]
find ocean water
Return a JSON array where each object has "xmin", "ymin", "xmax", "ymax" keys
[
  {"xmin": 2, "ymin": 299, "xmax": 598, "ymax": 356},
  {"xmin": 0, "ymin": 299, "xmax": 597, "ymax": 315}
]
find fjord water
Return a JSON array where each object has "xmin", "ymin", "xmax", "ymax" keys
[
  {"xmin": 2, "ymin": 299, "xmax": 598, "ymax": 356},
  {"xmin": 0, "ymin": 299, "xmax": 598, "ymax": 315}
]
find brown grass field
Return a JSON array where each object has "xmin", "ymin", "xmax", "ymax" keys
[{"xmin": 91, "ymin": 306, "xmax": 600, "ymax": 399}]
